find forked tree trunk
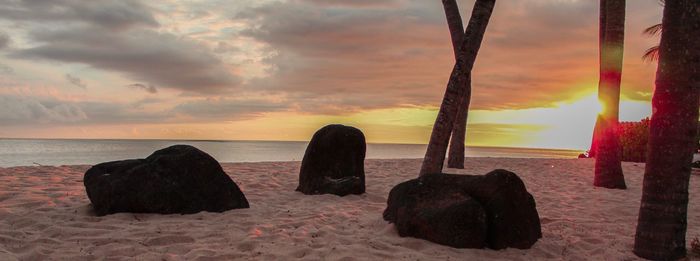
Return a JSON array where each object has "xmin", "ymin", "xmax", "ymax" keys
[
  {"xmin": 442, "ymin": 0, "xmax": 472, "ymax": 169},
  {"xmin": 420, "ymin": 0, "xmax": 495, "ymax": 176},
  {"xmin": 593, "ymin": 0, "xmax": 626, "ymax": 189},
  {"xmin": 634, "ymin": 0, "xmax": 700, "ymax": 259}
]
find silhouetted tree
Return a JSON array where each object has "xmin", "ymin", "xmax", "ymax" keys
[
  {"xmin": 642, "ymin": 0, "xmax": 664, "ymax": 63},
  {"xmin": 634, "ymin": 0, "xmax": 700, "ymax": 259},
  {"xmin": 442, "ymin": 0, "xmax": 472, "ymax": 169},
  {"xmin": 592, "ymin": 0, "xmax": 626, "ymax": 189},
  {"xmin": 642, "ymin": 23, "xmax": 662, "ymax": 62},
  {"xmin": 420, "ymin": 0, "xmax": 495, "ymax": 176}
]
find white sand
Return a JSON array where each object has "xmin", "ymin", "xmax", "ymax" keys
[{"xmin": 0, "ymin": 158, "xmax": 698, "ymax": 260}]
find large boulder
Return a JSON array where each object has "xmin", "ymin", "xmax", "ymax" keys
[
  {"xmin": 385, "ymin": 178, "xmax": 488, "ymax": 248},
  {"xmin": 84, "ymin": 145, "xmax": 249, "ymax": 216},
  {"xmin": 296, "ymin": 124, "xmax": 366, "ymax": 196},
  {"xmin": 384, "ymin": 169, "xmax": 541, "ymax": 249}
]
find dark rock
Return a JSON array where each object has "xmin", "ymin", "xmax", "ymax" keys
[
  {"xmin": 384, "ymin": 169, "xmax": 541, "ymax": 249},
  {"xmin": 84, "ymin": 145, "xmax": 249, "ymax": 216},
  {"xmin": 296, "ymin": 124, "xmax": 366, "ymax": 196},
  {"xmin": 385, "ymin": 177, "xmax": 488, "ymax": 248}
]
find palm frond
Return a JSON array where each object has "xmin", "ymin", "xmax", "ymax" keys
[
  {"xmin": 642, "ymin": 46, "xmax": 660, "ymax": 63},
  {"xmin": 643, "ymin": 23, "xmax": 662, "ymax": 37}
]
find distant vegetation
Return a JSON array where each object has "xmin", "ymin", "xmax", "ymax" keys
[
  {"xmin": 617, "ymin": 118, "xmax": 650, "ymax": 163},
  {"xmin": 586, "ymin": 118, "xmax": 700, "ymax": 163}
]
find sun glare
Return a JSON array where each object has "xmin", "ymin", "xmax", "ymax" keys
[
  {"xmin": 592, "ymin": 96, "xmax": 604, "ymax": 115},
  {"xmin": 466, "ymin": 92, "xmax": 605, "ymax": 150}
]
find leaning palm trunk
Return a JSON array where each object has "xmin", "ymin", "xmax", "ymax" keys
[
  {"xmin": 443, "ymin": 0, "xmax": 472, "ymax": 169},
  {"xmin": 447, "ymin": 77, "xmax": 472, "ymax": 169},
  {"xmin": 419, "ymin": 0, "xmax": 495, "ymax": 176},
  {"xmin": 592, "ymin": 0, "xmax": 626, "ymax": 189},
  {"xmin": 634, "ymin": 0, "xmax": 700, "ymax": 259}
]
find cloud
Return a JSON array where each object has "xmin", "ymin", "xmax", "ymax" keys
[
  {"xmin": 298, "ymin": 0, "xmax": 403, "ymax": 8},
  {"xmin": 13, "ymin": 28, "xmax": 242, "ymax": 94},
  {"xmin": 236, "ymin": 0, "xmax": 449, "ymax": 112},
  {"xmin": 0, "ymin": 32, "xmax": 8, "ymax": 49},
  {"xmin": 65, "ymin": 74, "xmax": 86, "ymax": 89},
  {"xmin": 235, "ymin": 0, "xmax": 661, "ymax": 112},
  {"xmin": 131, "ymin": 97, "xmax": 164, "ymax": 109},
  {"xmin": 0, "ymin": 0, "xmax": 663, "ymax": 131},
  {"xmin": 128, "ymin": 83, "xmax": 158, "ymax": 94},
  {"xmin": 0, "ymin": 0, "xmax": 158, "ymax": 30},
  {"xmin": 173, "ymin": 98, "xmax": 289, "ymax": 121},
  {"xmin": 213, "ymin": 41, "xmax": 239, "ymax": 54},
  {"xmin": 0, "ymin": 64, "xmax": 12, "ymax": 74},
  {"xmin": 0, "ymin": 95, "xmax": 87, "ymax": 124},
  {"xmin": 0, "ymin": 94, "xmax": 173, "ymax": 126},
  {"xmin": 2, "ymin": 0, "xmax": 242, "ymax": 95},
  {"xmin": 0, "ymin": 94, "xmax": 291, "ymax": 126}
]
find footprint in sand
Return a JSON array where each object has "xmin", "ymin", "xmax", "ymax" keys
[
  {"xmin": 236, "ymin": 241, "xmax": 258, "ymax": 252},
  {"xmin": 144, "ymin": 235, "xmax": 195, "ymax": 246},
  {"xmin": 583, "ymin": 237, "xmax": 604, "ymax": 244},
  {"xmin": 289, "ymin": 247, "xmax": 312, "ymax": 258}
]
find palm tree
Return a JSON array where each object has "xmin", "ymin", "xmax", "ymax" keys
[
  {"xmin": 419, "ymin": 0, "xmax": 495, "ymax": 176},
  {"xmin": 447, "ymin": 77, "xmax": 472, "ymax": 169},
  {"xmin": 642, "ymin": 0, "xmax": 664, "ymax": 63},
  {"xmin": 642, "ymin": 23, "xmax": 662, "ymax": 62},
  {"xmin": 634, "ymin": 0, "xmax": 700, "ymax": 259},
  {"xmin": 592, "ymin": 0, "xmax": 626, "ymax": 189},
  {"xmin": 443, "ymin": 0, "xmax": 472, "ymax": 170}
]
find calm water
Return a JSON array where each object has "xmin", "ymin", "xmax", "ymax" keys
[{"xmin": 0, "ymin": 139, "xmax": 582, "ymax": 167}]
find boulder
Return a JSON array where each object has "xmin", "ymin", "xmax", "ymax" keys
[
  {"xmin": 385, "ymin": 177, "xmax": 488, "ymax": 248},
  {"xmin": 384, "ymin": 169, "xmax": 541, "ymax": 249},
  {"xmin": 296, "ymin": 124, "xmax": 366, "ymax": 196},
  {"xmin": 84, "ymin": 145, "xmax": 249, "ymax": 216},
  {"xmin": 692, "ymin": 160, "xmax": 700, "ymax": 169}
]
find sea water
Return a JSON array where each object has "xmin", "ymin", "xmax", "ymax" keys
[{"xmin": 0, "ymin": 139, "xmax": 582, "ymax": 167}]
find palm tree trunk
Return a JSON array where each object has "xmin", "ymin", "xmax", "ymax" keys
[
  {"xmin": 447, "ymin": 77, "xmax": 471, "ymax": 169},
  {"xmin": 441, "ymin": 0, "xmax": 471, "ymax": 169},
  {"xmin": 634, "ymin": 0, "xmax": 700, "ymax": 259},
  {"xmin": 420, "ymin": 0, "xmax": 495, "ymax": 176},
  {"xmin": 593, "ymin": 0, "xmax": 626, "ymax": 189}
]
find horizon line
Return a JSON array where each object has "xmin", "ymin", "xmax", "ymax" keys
[{"xmin": 0, "ymin": 137, "xmax": 585, "ymax": 152}]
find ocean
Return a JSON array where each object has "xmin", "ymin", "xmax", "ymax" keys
[{"xmin": 0, "ymin": 139, "xmax": 583, "ymax": 167}]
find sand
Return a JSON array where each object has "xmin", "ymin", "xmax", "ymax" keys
[{"xmin": 0, "ymin": 158, "xmax": 698, "ymax": 260}]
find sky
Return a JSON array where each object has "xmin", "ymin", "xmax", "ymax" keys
[{"xmin": 0, "ymin": 0, "xmax": 663, "ymax": 150}]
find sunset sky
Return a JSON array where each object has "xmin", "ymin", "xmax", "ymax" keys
[{"xmin": 0, "ymin": 0, "xmax": 662, "ymax": 150}]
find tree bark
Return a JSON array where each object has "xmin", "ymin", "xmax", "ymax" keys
[
  {"xmin": 593, "ymin": 0, "xmax": 626, "ymax": 189},
  {"xmin": 448, "ymin": 77, "xmax": 471, "ymax": 169},
  {"xmin": 420, "ymin": 0, "xmax": 495, "ymax": 176},
  {"xmin": 634, "ymin": 0, "xmax": 700, "ymax": 259},
  {"xmin": 442, "ymin": 0, "xmax": 472, "ymax": 169}
]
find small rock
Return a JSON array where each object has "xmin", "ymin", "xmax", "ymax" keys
[{"xmin": 296, "ymin": 124, "xmax": 366, "ymax": 196}]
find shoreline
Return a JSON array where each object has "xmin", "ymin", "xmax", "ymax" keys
[{"xmin": 1, "ymin": 158, "xmax": 697, "ymax": 260}]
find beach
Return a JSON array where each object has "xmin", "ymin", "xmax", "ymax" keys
[{"xmin": 1, "ymin": 157, "xmax": 698, "ymax": 260}]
